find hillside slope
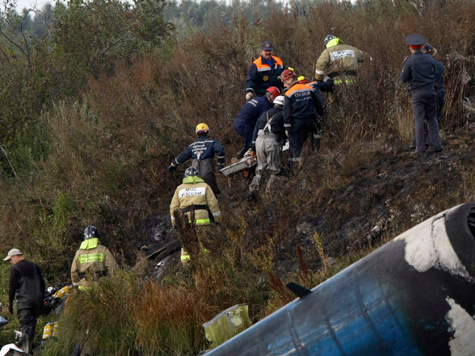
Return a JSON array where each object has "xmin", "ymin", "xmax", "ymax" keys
[{"xmin": 140, "ymin": 123, "xmax": 474, "ymax": 280}]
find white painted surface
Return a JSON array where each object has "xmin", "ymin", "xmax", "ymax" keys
[
  {"xmin": 0, "ymin": 343, "xmax": 27, "ymax": 356},
  {"xmin": 445, "ymin": 297, "xmax": 475, "ymax": 356},
  {"xmin": 395, "ymin": 207, "xmax": 472, "ymax": 281}
]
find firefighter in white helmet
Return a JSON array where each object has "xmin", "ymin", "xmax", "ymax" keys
[{"xmin": 168, "ymin": 123, "xmax": 225, "ymax": 196}]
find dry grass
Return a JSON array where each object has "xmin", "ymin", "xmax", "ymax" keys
[{"xmin": 1, "ymin": 1, "xmax": 474, "ymax": 354}]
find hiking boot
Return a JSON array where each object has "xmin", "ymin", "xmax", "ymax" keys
[{"xmin": 410, "ymin": 151, "xmax": 424, "ymax": 158}]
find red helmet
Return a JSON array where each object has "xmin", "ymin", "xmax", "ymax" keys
[
  {"xmin": 279, "ymin": 69, "xmax": 296, "ymax": 82},
  {"xmin": 266, "ymin": 86, "xmax": 280, "ymax": 97}
]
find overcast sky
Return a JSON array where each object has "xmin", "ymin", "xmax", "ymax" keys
[{"xmin": 15, "ymin": 0, "xmax": 52, "ymax": 12}]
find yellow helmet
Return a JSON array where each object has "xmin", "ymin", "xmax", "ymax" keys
[{"xmin": 196, "ymin": 123, "xmax": 210, "ymax": 135}]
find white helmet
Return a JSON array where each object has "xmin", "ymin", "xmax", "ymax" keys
[{"xmin": 273, "ymin": 95, "xmax": 285, "ymax": 107}]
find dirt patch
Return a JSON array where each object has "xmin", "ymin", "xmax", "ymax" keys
[{"xmin": 136, "ymin": 124, "xmax": 474, "ymax": 279}]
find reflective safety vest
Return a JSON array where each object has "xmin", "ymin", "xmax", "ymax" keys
[
  {"xmin": 334, "ymin": 78, "xmax": 358, "ymax": 85},
  {"xmin": 315, "ymin": 38, "xmax": 367, "ymax": 83},
  {"xmin": 253, "ymin": 56, "xmax": 283, "ymax": 72},
  {"xmin": 70, "ymin": 238, "xmax": 119, "ymax": 288},
  {"xmin": 246, "ymin": 56, "xmax": 284, "ymax": 96},
  {"xmin": 181, "ymin": 247, "xmax": 210, "ymax": 263},
  {"xmin": 170, "ymin": 176, "xmax": 221, "ymax": 227}
]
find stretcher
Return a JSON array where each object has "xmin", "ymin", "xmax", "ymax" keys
[{"xmin": 219, "ymin": 155, "xmax": 257, "ymax": 177}]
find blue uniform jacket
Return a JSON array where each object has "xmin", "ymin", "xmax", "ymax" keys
[
  {"xmin": 245, "ymin": 56, "xmax": 284, "ymax": 96},
  {"xmin": 435, "ymin": 60, "xmax": 445, "ymax": 90},
  {"xmin": 283, "ymin": 83, "xmax": 325, "ymax": 129},
  {"xmin": 235, "ymin": 97, "xmax": 272, "ymax": 129},
  {"xmin": 173, "ymin": 136, "xmax": 225, "ymax": 166},
  {"xmin": 400, "ymin": 51, "xmax": 437, "ymax": 93}
]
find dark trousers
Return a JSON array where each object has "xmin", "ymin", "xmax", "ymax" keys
[
  {"xmin": 18, "ymin": 307, "xmax": 39, "ymax": 354},
  {"xmin": 288, "ymin": 118, "xmax": 316, "ymax": 164},
  {"xmin": 436, "ymin": 88, "xmax": 446, "ymax": 127},
  {"xmin": 234, "ymin": 121, "xmax": 254, "ymax": 158},
  {"xmin": 411, "ymin": 90, "xmax": 442, "ymax": 152}
]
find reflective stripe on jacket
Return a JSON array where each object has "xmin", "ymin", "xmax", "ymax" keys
[
  {"xmin": 315, "ymin": 38, "xmax": 367, "ymax": 82},
  {"xmin": 246, "ymin": 56, "xmax": 284, "ymax": 96},
  {"xmin": 173, "ymin": 136, "xmax": 225, "ymax": 166},
  {"xmin": 70, "ymin": 238, "xmax": 119, "ymax": 288},
  {"xmin": 283, "ymin": 82, "xmax": 325, "ymax": 129},
  {"xmin": 170, "ymin": 176, "xmax": 221, "ymax": 227}
]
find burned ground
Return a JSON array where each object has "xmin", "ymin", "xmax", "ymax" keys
[{"xmin": 138, "ymin": 123, "xmax": 474, "ymax": 281}]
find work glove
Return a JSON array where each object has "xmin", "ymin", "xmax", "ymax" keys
[
  {"xmin": 168, "ymin": 163, "xmax": 177, "ymax": 173},
  {"xmin": 8, "ymin": 303, "xmax": 13, "ymax": 314},
  {"xmin": 244, "ymin": 149, "xmax": 254, "ymax": 158},
  {"xmin": 245, "ymin": 92, "xmax": 254, "ymax": 101}
]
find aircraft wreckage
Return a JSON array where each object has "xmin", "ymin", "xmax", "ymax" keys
[{"xmin": 205, "ymin": 202, "xmax": 475, "ymax": 356}]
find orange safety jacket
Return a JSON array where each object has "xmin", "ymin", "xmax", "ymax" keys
[
  {"xmin": 246, "ymin": 56, "xmax": 284, "ymax": 96},
  {"xmin": 283, "ymin": 82, "xmax": 325, "ymax": 129}
]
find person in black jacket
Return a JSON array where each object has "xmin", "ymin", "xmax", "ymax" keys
[
  {"xmin": 4, "ymin": 248, "xmax": 45, "ymax": 354},
  {"xmin": 400, "ymin": 34, "xmax": 442, "ymax": 155},
  {"xmin": 248, "ymin": 95, "xmax": 286, "ymax": 196}
]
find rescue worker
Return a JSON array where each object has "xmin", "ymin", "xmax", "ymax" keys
[
  {"xmin": 248, "ymin": 95, "xmax": 286, "ymax": 198},
  {"xmin": 410, "ymin": 43, "xmax": 446, "ymax": 150},
  {"xmin": 70, "ymin": 225, "xmax": 120, "ymax": 290},
  {"xmin": 315, "ymin": 34, "xmax": 368, "ymax": 87},
  {"xmin": 170, "ymin": 166, "xmax": 222, "ymax": 264},
  {"xmin": 400, "ymin": 34, "xmax": 443, "ymax": 156},
  {"xmin": 5, "ymin": 248, "xmax": 45, "ymax": 354},
  {"xmin": 168, "ymin": 123, "xmax": 225, "ymax": 196},
  {"xmin": 422, "ymin": 43, "xmax": 445, "ymax": 128},
  {"xmin": 245, "ymin": 41, "xmax": 284, "ymax": 101},
  {"xmin": 235, "ymin": 86, "xmax": 280, "ymax": 158},
  {"xmin": 298, "ymin": 75, "xmax": 328, "ymax": 151},
  {"xmin": 280, "ymin": 68, "xmax": 325, "ymax": 167}
]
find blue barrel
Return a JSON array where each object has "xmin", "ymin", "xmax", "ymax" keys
[{"xmin": 205, "ymin": 202, "xmax": 475, "ymax": 356}]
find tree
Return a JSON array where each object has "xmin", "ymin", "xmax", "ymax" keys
[{"xmin": 49, "ymin": 0, "xmax": 174, "ymax": 88}]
